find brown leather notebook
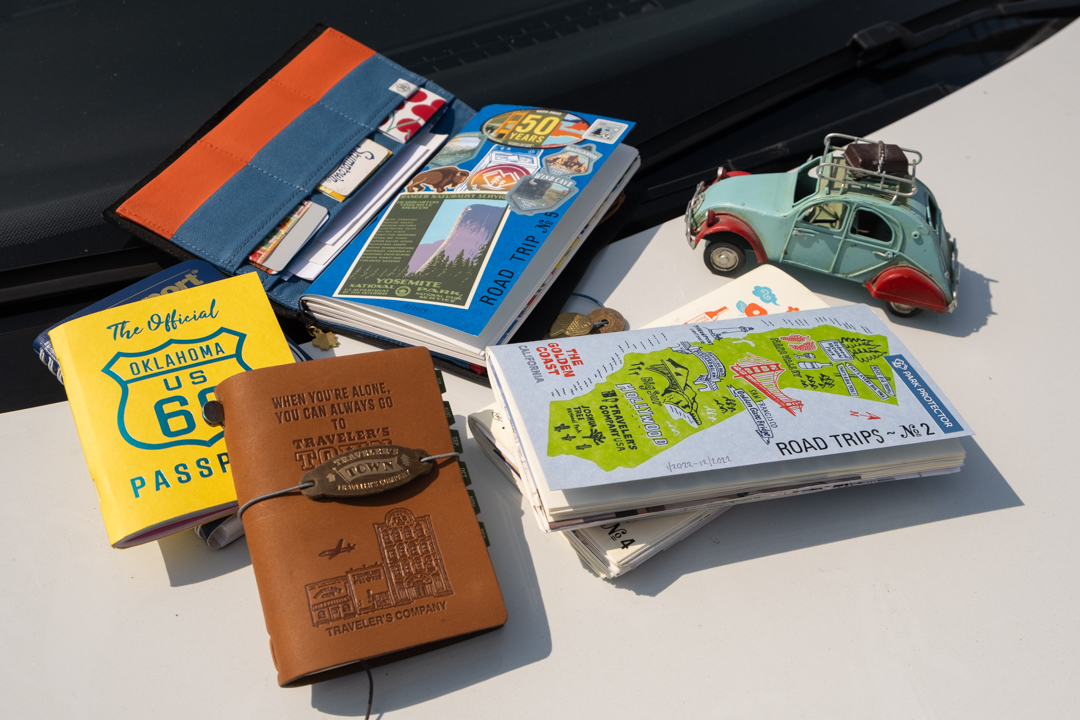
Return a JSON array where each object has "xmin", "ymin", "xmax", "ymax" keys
[{"xmin": 215, "ymin": 348, "xmax": 506, "ymax": 687}]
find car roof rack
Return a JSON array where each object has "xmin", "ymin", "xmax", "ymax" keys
[{"xmin": 816, "ymin": 133, "xmax": 923, "ymax": 202}]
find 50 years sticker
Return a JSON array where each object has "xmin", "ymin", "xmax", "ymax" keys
[{"xmin": 482, "ymin": 109, "xmax": 590, "ymax": 149}]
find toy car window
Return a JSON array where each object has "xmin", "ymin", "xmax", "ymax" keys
[
  {"xmin": 927, "ymin": 196, "xmax": 940, "ymax": 228},
  {"xmin": 851, "ymin": 209, "xmax": 893, "ymax": 243},
  {"xmin": 802, "ymin": 202, "xmax": 846, "ymax": 230},
  {"xmin": 794, "ymin": 167, "xmax": 817, "ymax": 202}
]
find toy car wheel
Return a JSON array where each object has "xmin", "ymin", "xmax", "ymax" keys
[
  {"xmin": 703, "ymin": 241, "xmax": 745, "ymax": 275},
  {"xmin": 886, "ymin": 302, "xmax": 923, "ymax": 318}
]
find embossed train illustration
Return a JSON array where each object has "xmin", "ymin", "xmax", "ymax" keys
[{"xmin": 305, "ymin": 507, "xmax": 452, "ymax": 628}]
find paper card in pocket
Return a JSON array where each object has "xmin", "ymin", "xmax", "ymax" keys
[
  {"xmin": 378, "ymin": 88, "xmax": 446, "ymax": 143},
  {"xmin": 317, "ymin": 140, "xmax": 392, "ymax": 202},
  {"xmin": 262, "ymin": 203, "xmax": 329, "ymax": 273},
  {"xmin": 249, "ymin": 200, "xmax": 311, "ymax": 273}
]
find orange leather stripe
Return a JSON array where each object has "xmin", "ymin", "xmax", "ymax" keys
[{"xmin": 117, "ymin": 29, "xmax": 375, "ymax": 239}]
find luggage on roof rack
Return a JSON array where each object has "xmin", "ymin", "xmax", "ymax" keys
[
  {"xmin": 817, "ymin": 133, "xmax": 922, "ymax": 200},
  {"xmin": 844, "ymin": 141, "xmax": 910, "ymax": 177}
]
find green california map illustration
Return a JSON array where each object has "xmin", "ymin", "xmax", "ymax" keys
[{"xmin": 548, "ymin": 324, "xmax": 898, "ymax": 470}]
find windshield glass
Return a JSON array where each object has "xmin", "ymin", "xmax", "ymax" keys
[{"xmin": 793, "ymin": 161, "xmax": 819, "ymax": 203}]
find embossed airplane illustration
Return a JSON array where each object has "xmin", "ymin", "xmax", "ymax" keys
[{"xmin": 319, "ymin": 539, "xmax": 356, "ymax": 560}]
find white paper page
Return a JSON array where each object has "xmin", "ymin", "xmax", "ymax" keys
[
  {"xmin": 286, "ymin": 131, "xmax": 446, "ymax": 280},
  {"xmin": 644, "ymin": 264, "xmax": 829, "ymax": 328},
  {"xmin": 488, "ymin": 304, "xmax": 972, "ymax": 492}
]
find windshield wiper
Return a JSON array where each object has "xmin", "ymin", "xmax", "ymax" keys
[{"xmin": 853, "ymin": 0, "xmax": 1080, "ymax": 63}]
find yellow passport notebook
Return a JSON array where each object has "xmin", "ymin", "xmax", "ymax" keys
[{"xmin": 49, "ymin": 273, "xmax": 295, "ymax": 548}]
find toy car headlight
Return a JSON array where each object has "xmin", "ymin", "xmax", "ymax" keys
[{"xmin": 685, "ymin": 182, "xmax": 706, "ymax": 247}]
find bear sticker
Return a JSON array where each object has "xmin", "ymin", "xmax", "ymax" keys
[{"xmin": 406, "ymin": 166, "xmax": 469, "ymax": 193}]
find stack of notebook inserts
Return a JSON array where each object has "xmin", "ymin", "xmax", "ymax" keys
[{"xmin": 472, "ymin": 266, "xmax": 968, "ymax": 576}]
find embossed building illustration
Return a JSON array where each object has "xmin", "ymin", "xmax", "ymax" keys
[{"xmin": 306, "ymin": 507, "xmax": 453, "ymax": 627}]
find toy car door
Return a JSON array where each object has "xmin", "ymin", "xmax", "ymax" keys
[
  {"xmin": 834, "ymin": 207, "xmax": 900, "ymax": 278},
  {"xmin": 783, "ymin": 200, "xmax": 847, "ymax": 271}
]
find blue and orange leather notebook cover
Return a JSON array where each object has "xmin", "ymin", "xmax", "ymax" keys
[{"xmin": 105, "ymin": 26, "xmax": 473, "ymax": 320}]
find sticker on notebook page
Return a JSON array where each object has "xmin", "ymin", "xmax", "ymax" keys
[
  {"xmin": 406, "ymin": 166, "xmax": 470, "ymax": 193},
  {"xmin": 467, "ymin": 164, "xmax": 531, "ymax": 193},
  {"xmin": 583, "ymin": 118, "xmax": 628, "ymax": 144},
  {"xmin": 542, "ymin": 143, "xmax": 601, "ymax": 176},
  {"xmin": 475, "ymin": 145, "xmax": 543, "ymax": 173},
  {"xmin": 481, "ymin": 109, "xmax": 590, "ymax": 149},
  {"xmin": 462, "ymin": 145, "xmax": 540, "ymax": 193},
  {"xmin": 428, "ymin": 132, "xmax": 484, "ymax": 167},
  {"xmin": 333, "ymin": 192, "xmax": 509, "ymax": 308},
  {"xmin": 506, "ymin": 170, "xmax": 578, "ymax": 216},
  {"xmin": 378, "ymin": 88, "xmax": 447, "ymax": 143}
]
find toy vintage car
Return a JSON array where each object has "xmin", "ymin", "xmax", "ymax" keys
[{"xmin": 685, "ymin": 133, "xmax": 958, "ymax": 317}]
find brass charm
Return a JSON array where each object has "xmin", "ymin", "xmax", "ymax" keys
[
  {"xmin": 309, "ymin": 326, "xmax": 340, "ymax": 351},
  {"xmin": 301, "ymin": 445, "xmax": 433, "ymax": 499},
  {"xmin": 547, "ymin": 312, "xmax": 593, "ymax": 339},
  {"xmin": 587, "ymin": 307, "xmax": 627, "ymax": 333}
]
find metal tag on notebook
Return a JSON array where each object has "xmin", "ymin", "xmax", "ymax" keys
[
  {"xmin": 300, "ymin": 445, "xmax": 433, "ymax": 499},
  {"xmin": 547, "ymin": 312, "xmax": 593, "ymax": 339}
]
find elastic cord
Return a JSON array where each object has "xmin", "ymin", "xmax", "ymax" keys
[
  {"xmin": 361, "ymin": 662, "xmax": 374, "ymax": 720},
  {"xmin": 570, "ymin": 292, "xmax": 605, "ymax": 308},
  {"xmin": 419, "ymin": 451, "xmax": 460, "ymax": 463},
  {"xmin": 237, "ymin": 482, "xmax": 314, "ymax": 520}
]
